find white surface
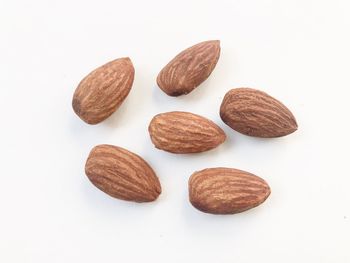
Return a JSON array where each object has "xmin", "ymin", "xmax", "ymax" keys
[{"xmin": 1, "ymin": 0, "xmax": 350, "ymax": 262}]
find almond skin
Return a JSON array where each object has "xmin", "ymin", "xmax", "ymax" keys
[
  {"xmin": 157, "ymin": 40, "xmax": 220, "ymax": 96},
  {"xmin": 85, "ymin": 144, "xmax": 161, "ymax": 202},
  {"xmin": 220, "ymin": 88, "xmax": 298, "ymax": 138},
  {"xmin": 189, "ymin": 168, "xmax": 271, "ymax": 214},
  {"xmin": 148, "ymin": 111, "xmax": 226, "ymax": 154},
  {"xmin": 72, "ymin": 57, "xmax": 134, "ymax": 124}
]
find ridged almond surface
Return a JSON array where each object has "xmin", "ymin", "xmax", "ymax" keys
[
  {"xmin": 220, "ymin": 88, "xmax": 298, "ymax": 138},
  {"xmin": 157, "ymin": 40, "xmax": 220, "ymax": 96},
  {"xmin": 72, "ymin": 57, "xmax": 134, "ymax": 124},
  {"xmin": 85, "ymin": 144, "xmax": 161, "ymax": 202},
  {"xmin": 189, "ymin": 168, "xmax": 271, "ymax": 214},
  {"xmin": 148, "ymin": 111, "xmax": 226, "ymax": 154}
]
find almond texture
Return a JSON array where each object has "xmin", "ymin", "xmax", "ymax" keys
[
  {"xmin": 148, "ymin": 111, "xmax": 226, "ymax": 154},
  {"xmin": 73, "ymin": 57, "xmax": 134, "ymax": 124},
  {"xmin": 85, "ymin": 144, "xmax": 161, "ymax": 202},
  {"xmin": 157, "ymin": 40, "xmax": 220, "ymax": 96},
  {"xmin": 220, "ymin": 88, "xmax": 298, "ymax": 137},
  {"xmin": 189, "ymin": 167, "xmax": 271, "ymax": 214}
]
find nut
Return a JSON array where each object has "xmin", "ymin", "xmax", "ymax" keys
[
  {"xmin": 85, "ymin": 144, "xmax": 161, "ymax": 202},
  {"xmin": 148, "ymin": 111, "xmax": 226, "ymax": 153},
  {"xmin": 189, "ymin": 167, "xmax": 271, "ymax": 214},
  {"xmin": 73, "ymin": 57, "xmax": 134, "ymax": 124},
  {"xmin": 220, "ymin": 88, "xmax": 298, "ymax": 137},
  {"xmin": 157, "ymin": 40, "xmax": 220, "ymax": 96}
]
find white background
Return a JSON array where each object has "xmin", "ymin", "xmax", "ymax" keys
[{"xmin": 1, "ymin": 0, "xmax": 350, "ymax": 262}]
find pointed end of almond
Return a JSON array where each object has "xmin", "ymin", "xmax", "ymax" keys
[
  {"xmin": 292, "ymin": 118, "xmax": 298, "ymax": 132},
  {"xmin": 143, "ymin": 185, "xmax": 161, "ymax": 202},
  {"xmin": 121, "ymin": 57, "xmax": 134, "ymax": 71},
  {"xmin": 217, "ymin": 127, "xmax": 227, "ymax": 145},
  {"xmin": 285, "ymin": 114, "xmax": 298, "ymax": 136},
  {"xmin": 205, "ymin": 40, "xmax": 220, "ymax": 53},
  {"xmin": 122, "ymin": 57, "xmax": 133, "ymax": 66}
]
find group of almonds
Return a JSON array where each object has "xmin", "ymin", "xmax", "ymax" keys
[{"xmin": 73, "ymin": 40, "xmax": 298, "ymax": 215}]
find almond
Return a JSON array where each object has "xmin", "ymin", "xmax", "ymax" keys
[
  {"xmin": 157, "ymin": 40, "xmax": 220, "ymax": 96},
  {"xmin": 85, "ymin": 144, "xmax": 161, "ymax": 202},
  {"xmin": 148, "ymin": 111, "xmax": 226, "ymax": 154},
  {"xmin": 220, "ymin": 88, "xmax": 298, "ymax": 138},
  {"xmin": 72, "ymin": 57, "xmax": 134, "ymax": 124},
  {"xmin": 189, "ymin": 167, "xmax": 271, "ymax": 214}
]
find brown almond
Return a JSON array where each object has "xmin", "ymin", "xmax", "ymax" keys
[
  {"xmin": 157, "ymin": 40, "xmax": 220, "ymax": 96},
  {"xmin": 72, "ymin": 57, "xmax": 135, "ymax": 124},
  {"xmin": 85, "ymin": 144, "xmax": 161, "ymax": 202},
  {"xmin": 148, "ymin": 111, "xmax": 226, "ymax": 154},
  {"xmin": 220, "ymin": 88, "xmax": 298, "ymax": 137},
  {"xmin": 189, "ymin": 167, "xmax": 271, "ymax": 214}
]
